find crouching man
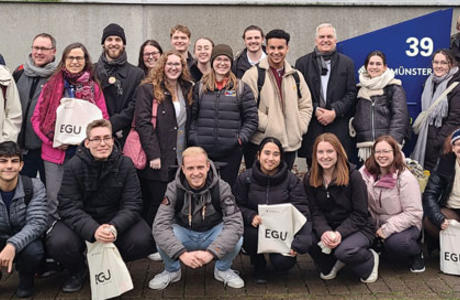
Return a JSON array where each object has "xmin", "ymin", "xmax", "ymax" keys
[
  {"xmin": 0, "ymin": 141, "xmax": 48, "ymax": 298},
  {"xmin": 46, "ymin": 119, "xmax": 155, "ymax": 293},
  {"xmin": 150, "ymin": 146, "xmax": 244, "ymax": 290}
]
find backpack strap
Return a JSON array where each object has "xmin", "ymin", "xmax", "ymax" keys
[
  {"xmin": 20, "ymin": 175, "xmax": 34, "ymax": 206},
  {"xmin": 256, "ymin": 64, "xmax": 266, "ymax": 108},
  {"xmin": 12, "ymin": 65, "xmax": 24, "ymax": 83},
  {"xmin": 291, "ymin": 71, "xmax": 302, "ymax": 100},
  {"xmin": 151, "ymin": 98, "xmax": 159, "ymax": 129}
]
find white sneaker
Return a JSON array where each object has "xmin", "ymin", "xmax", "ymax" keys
[
  {"xmin": 214, "ymin": 268, "xmax": 244, "ymax": 288},
  {"xmin": 148, "ymin": 252, "xmax": 162, "ymax": 261},
  {"xmin": 320, "ymin": 260, "xmax": 346, "ymax": 280},
  {"xmin": 361, "ymin": 249, "xmax": 379, "ymax": 283},
  {"xmin": 148, "ymin": 269, "xmax": 181, "ymax": 290}
]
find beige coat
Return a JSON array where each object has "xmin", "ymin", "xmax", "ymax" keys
[
  {"xmin": 242, "ymin": 57, "xmax": 312, "ymax": 151},
  {"xmin": 0, "ymin": 65, "xmax": 22, "ymax": 143}
]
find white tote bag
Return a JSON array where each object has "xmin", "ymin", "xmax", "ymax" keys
[
  {"xmin": 440, "ymin": 219, "xmax": 460, "ymax": 276},
  {"xmin": 86, "ymin": 241, "xmax": 133, "ymax": 300},
  {"xmin": 53, "ymin": 98, "xmax": 103, "ymax": 147},
  {"xmin": 257, "ymin": 203, "xmax": 307, "ymax": 255}
]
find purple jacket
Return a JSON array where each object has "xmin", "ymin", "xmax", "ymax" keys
[{"xmin": 359, "ymin": 166, "xmax": 422, "ymax": 238}]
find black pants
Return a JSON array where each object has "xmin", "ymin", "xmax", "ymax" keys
[
  {"xmin": 46, "ymin": 220, "xmax": 155, "ymax": 274},
  {"xmin": 244, "ymin": 142, "xmax": 296, "ymax": 171},
  {"xmin": 0, "ymin": 238, "xmax": 44, "ymax": 275},
  {"xmin": 243, "ymin": 226, "xmax": 296, "ymax": 272},
  {"xmin": 139, "ymin": 177, "xmax": 168, "ymax": 229},
  {"xmin": 21, "ymin": 148, "xmax": 46, "ymax": 185},
  {"xmin": 309, "ymin": 231, "xmax": 374, "ymax": 279},
  {"xmin": 210, "ymin": 146, "xmax": 242, "ymax": 188}
]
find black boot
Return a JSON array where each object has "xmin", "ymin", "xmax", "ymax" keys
[
  {"xmin": 62, "ymin": 268, "xmax": 88, "ymax": 293},
  {"xmin": 16, "ymin": 272, "xmax": 34, "ymax": 298}
]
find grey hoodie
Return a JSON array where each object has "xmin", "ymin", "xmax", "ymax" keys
[{"xmin": 153, "ymin": 160, "xmax": 243, "ymax": 260}]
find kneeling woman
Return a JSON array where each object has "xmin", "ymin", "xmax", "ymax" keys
[
  {"xmin": 304, "ymin": 133, "xmax": 378, "ymax": 283},
  {"xmin": 423, "ymin": 128, "xmax": 460, "ymax": 251},
  {"xmin": 233, "ymin": 137, "xmax": 312, "ymax": 283},
  {"xmin": 360, "ymin": 135, "xmax": 424, "ymax": 272}
]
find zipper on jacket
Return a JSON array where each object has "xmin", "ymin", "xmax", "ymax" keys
[
  {"xmin": 214, "ymin": 90, "xmax": 220, "ymax": 139},
  {"xmin": 265, "ymin": 178, "xmax": 270, "ymax": 204},
  {"xmin": 371, "ymin": 101, "xmax": 376, "ymax": 141},
  {"xmin": 378, "ymin": 190, "xmax": 382, "ymax": 208}
]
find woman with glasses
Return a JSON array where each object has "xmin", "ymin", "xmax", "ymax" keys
[
  {"xmin": 189, "ymin": 44, "xmax": 257, "ymax": 187},
  {"xmin": 360, "ymin": 135, "xmax": 424, "ymax": 273},
  {"xmin": 190, "ymin": 37, "xmax": 214, "ymax": 82},
  {"xmin": 134, "ymin": 50, "xmax": 193, "ymax": 259},
  {"xmin": 412, "ymin": 49, "xmax": 460, "ymax": 171},
  {"xmin": 138, "ymin": 40, "xmax": 163, "ymax": 76},
  {"xmin": 31, "ymin": 42, "xmax": 109, "ymax": 221},
  {"xmin": 352, "ymin": 50, "xmax": 409, "ymax": 162},
  {"xmin": 304, "ymin": 133, "xmax": 378, "ymax": 283}
]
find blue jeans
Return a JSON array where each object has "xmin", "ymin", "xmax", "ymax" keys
[{"xmin": 158, "ymin": 223, "xmax": 243, "ymax": 272}]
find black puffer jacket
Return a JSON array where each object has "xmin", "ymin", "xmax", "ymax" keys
[
  {"xmin": 424, "ymin": 71, "xmax": 460, "ymax": 171},
  {"xmin": 58, "ymin": 144, "xmax": 143, "ymax": 242},
  {"xmin": 189, "ymin": 80, "xmax": 258, "ymax": 158},
  {"xmin": 233, "ymin": 161, "xmax": 312, "ymax": 254},
  {"xmin": 135, "ymin": 82, "xmax": 192, "ymax": 182},
  {"xmin": 422, "ymin": 152, "xmax": 456, "ymax": 228},
  {"xmin": 353, "ymin": 84, "xmax": 409, "ymax": 144},
  {"xmin": 303, "ymin": 165, "xmax": 375, "ymax": 242}
]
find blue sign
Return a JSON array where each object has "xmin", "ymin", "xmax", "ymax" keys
[{"xmin": 337, "ymin": 8, "xmax": 453, "ymax": 119}]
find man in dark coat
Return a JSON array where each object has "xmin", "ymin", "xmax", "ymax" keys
[
  {"xmin": 46, "ymin": 119, "xmax": 155, "ymax": 293},
  {"xmin": 295, "ymin": 23, "xmax": 357, "ymax": 165},
  {"xmin": 232, "ymin": 25, "xmax": 266, "ymax": 79},
  {"xmin": 450, "ymin": 15, "xmax": 460, "ymax": 64},
  {"xmin": 95, "ymin": 23, "xmax": 144, "ymax": 146}
]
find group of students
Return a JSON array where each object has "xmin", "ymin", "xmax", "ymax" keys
[{"xmin": 0, "ymin": 18, "xmax": 460, "ymax": 298}]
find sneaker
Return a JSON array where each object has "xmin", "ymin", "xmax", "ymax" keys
[
  {"xmin": 148, "ymin": 269, "xmax": 181, "ymax": 290},
  {"xmin": 16, "ymin": 273, "xmax": 34, "ymax": 298},
  {"xmin": 148, "ymin": 252, "xmax": 162, "ymax": 261},
  {"xmin": 320, "ymin": 260, "xmax": 346, "ymax": 280},
  {"xmin": 361, "ymin": 248, "xmax": 379, "ymax": 283},
  {"xmin": 214, "ymin": 268, "xmax": 244, "ymax": 289},
  {"xmin": 62, "ymin": 269, "xmax": 88, "ymax": 293},
  {"xmin": 410, "ymin": 252, "xmax": 425, "ymax": 273}
]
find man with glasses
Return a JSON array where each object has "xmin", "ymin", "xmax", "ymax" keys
[
  {"xmin": 14, "ymin": 33, "xmax": 57, "ymax": 185},
  {"xmin": 95, "ymin": 23, "xmax": 144, "ymax": 146},
  {"xmin": 45, "ymin": 119, "xmax": 155, "ymax": 293}
]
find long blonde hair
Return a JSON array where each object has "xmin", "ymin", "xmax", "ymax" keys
[
  {"xmin": 200, "ymin": 63, "xmax": 238, "ymax": 94},
  {"xmin": 142, "ymin": 50, "xmax": 192, "ymax": 104}
]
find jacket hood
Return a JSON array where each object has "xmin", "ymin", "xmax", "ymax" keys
[
  {"xmin": 251, "ymin": 160, "xmax": 289, "ymax": 186},
  {"xmin": 0, "ymin": 65, "xmax": 13, "ymax": 85},
  {"xmin": 75, "ymin": 141, "xmax": 122, "ymax": 166},
  {"xmin": 175, "ymin": 159, "xmax": 220, "ymax": 195}
]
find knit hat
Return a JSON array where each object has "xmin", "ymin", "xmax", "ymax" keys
[
  {"xmin": 451, "ymin": 128, "xmax": 460, "ymax": 145},
  {"xmin": 211, "ymin": 44, "xmax": 234, "ymax": 66},
  {"xmin": 101, "ymin": 23, "xmax": 126, "ymax": 45}
]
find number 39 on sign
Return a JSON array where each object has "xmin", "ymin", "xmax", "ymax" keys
[{"xmin": 405, "ymin": 37, "xmax": 433, "ymax": 57}]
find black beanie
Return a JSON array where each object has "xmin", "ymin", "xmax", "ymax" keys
[
  {"xmin": 211, "ymin": 44, "xmax": 234, "ymax": 66},
  {"xmin": 101, "ymin": 23, "xmax": 126, "ymax": 45}
]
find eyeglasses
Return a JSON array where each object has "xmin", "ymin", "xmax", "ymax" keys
[
  {"xmin": 32, "ymin": 46, "xmax": 54, "ymax": 52},
  {"xmin": 66, "ymin": 56, "xmax": 85, "ymax": 62},
  {"xmin": 88, "ymin": 136, "xmax": 113, "ymax": 144},
  {"xmin": 143, "ymin": 51, "xmax": 161, "ymax": 58},
  {"xmin": 374, "ymin": 149, "xmax": 393, "ymax": 155},
  {"xmin": 166, "ymin": 62, "xmax": 181, "ymax": 68}
]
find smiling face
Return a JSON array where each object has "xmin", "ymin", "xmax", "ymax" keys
[
  {"xmin": 244, "ymin": 29, "xmax": 263, "ymax": 53},
  {"xmin": 84, "ymin": 126, "xmax": 114, "ymax": 160},
  {"xmin": 171, "ymin": 30, "xmax": 190, "ymax": 54},
  {"xmin": 182, "ymin": 153, "xmax": 210, "ymax": 190},
  {"xmin": 266, "ymin": 38, "xmax": 288, "ymax": 69},
  {"xmin": 65, "ymin": 48, "xmax": 86, "ymax": 74},
  {"xmin": 194, "ymin": 39, "xmax": 213, "ymax": 65},
  {"xmin": 366, "ymin": 55, "xmax": 387, "ymax": 78},
  {"xmin": 164, "ymin": 54, "xmax": 183, "ymax": 82},
  {"xmin": 257, "ymin": 142, "xmax": 281, "ymax": 176},
  {"xmin": 143, "ymin": 45, "xmax": 161, "ymax": 70},
  {"xmin": 315, "ymin": 26, "xmax": 337, "ymax": 53},
  {"xmin": 432, "ymin": 53, "xmax": 451, "ymax": 77},
  {"xmin": 0, "ymin": 156, "xmax": 23, "ymax": 184},
  {"xmin": 31, "ymin": 36, "xmax": 56, "ymax": 67},
  {"xmin": 374, "ymin": 140, "xmax": 394, "ymax": 171},
  {"xmin": 316, "ymin": 141, "xmax": 338, "ymax": 172},
  {"xmin": 103, "ymin": 35, "xmax": 124, "ymax": 60},
  {"xmin": 212, "ymin": 55, "xmax": 231, "ymax": 78}
]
